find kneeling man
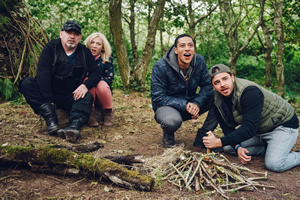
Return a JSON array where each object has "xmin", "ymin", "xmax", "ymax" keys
[{"xmin": 199, "ymin": 64, "xmax": 299, "ymax": 172}]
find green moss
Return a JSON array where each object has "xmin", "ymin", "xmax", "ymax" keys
[
  {"xmin": 0, "ymin": 145, "xmax": 34, "ymax": 159},
  {"xmin": 74, "ymin": 153, "xmax": 98, "ymax": 171},
  {"xmin": 93, "ymin": 158, "xmax": 154, "ymax": 183},
  {"xmin": 0, "ymin": 145, "xmax": 154, "ymax": 189},
  {"xmin": 38, "ymin": 147, "xmax": 73, "ymax": 163}
]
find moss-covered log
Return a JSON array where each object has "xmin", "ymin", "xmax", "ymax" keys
[{"xmin": 0, "ymin": 145, "xmax": 154, "ymax": 191}]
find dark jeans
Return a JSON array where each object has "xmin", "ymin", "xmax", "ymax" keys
[
  {"xmin": 19, "ymin": 77, "xmax": 92, "ymax": 123},
  {"xmin": 154, "ymin": 96, "xmax": 213, "ymax": 134}
]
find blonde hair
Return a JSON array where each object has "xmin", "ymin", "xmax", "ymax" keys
[{"xmin": 84, "ymin": 32, "xmax": 112, "ymax": 63}]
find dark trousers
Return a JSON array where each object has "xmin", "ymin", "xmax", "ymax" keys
[
  {"xmin": 19, "ymin": 77, "xmax": 93, "ymax": 123},
  {"xmin": 154, "ymin": 95, "xmax": 214, "ymax": 134}
]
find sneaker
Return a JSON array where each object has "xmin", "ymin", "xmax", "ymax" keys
[{"xmin": 162, "ymin": 132, "xmax": 175, "ymax": 148}]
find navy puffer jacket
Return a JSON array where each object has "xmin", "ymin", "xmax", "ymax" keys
[{"xmin": 151, "ymin": 45, "xmax": 213, "ymax": 112}]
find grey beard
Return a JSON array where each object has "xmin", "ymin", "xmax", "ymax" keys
[{"xmin": 66, "ymin": 43, "xmax": 76, "ymax": 48}]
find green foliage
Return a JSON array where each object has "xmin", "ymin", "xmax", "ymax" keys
[
  {"xmin": 1, "ymin": 0, "xmax": 20, "ymax": 34},
  {"xmin": 236, "ymin": 55, "xmax": 265, "ymax": 81},
  {"xmin": 130, "ymin": 81, "xmax": 144, "ymax": 92},
  {"xmin": 27, "ymin": 0, "xmax": 111, "ymax": 40},
  {"xmin": 197, "ymin": 14, "xmax": 229, "ymax": 67},
  {"xmin": 1, "ymin": 0, "xmax": 297, "ymax": 103},
  {"xmin": 283, "ymin": 44, "xmax": 300, "ymax": 94},
  {"xmin": 283, "ymin": 0, "xmax": 300, "ymax": 44},
  {"xmin": 0, "ymin": 79, "xmax": 13, "ymax": 101},
  {"xmin": 284, "ymin": 88, "xmax": 300, "ymax": 104},
  {"xmin": 0, "ymin": 15, "xmax": 10, "ymax": 32},
  {"xmin": 112, "ymin": 75, "xmax": 123, "ymax": 90},
  {"xmin": 0, "ymin": 78, "xmax": 24, "ymax": 104}
]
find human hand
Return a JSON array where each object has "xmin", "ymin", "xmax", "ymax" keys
[
  {"xmin": 186, "ymin": 102, "xmax": 199, "ymax": 119},
  {"xmin": 73, "ymin": 84, "xmax": 88, "ymax": 100},
  {"xmin": 237, "ymin": 147, "xmax": 252, "ymax": 164},
  {"xmin": 203, "ymin": 131, "xmax": 221, "ymax": 148}
]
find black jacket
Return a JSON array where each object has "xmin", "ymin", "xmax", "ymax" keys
[
  {"xmin": 151, "ymin": 45, "xmax": 213, "ymax": 112},
  {"xmin": 96, "ymin": 56, "xmax": 114, "ymax": 92},
  {"xmin": 36, "ymin": 38, "xmax": 101, "ymax": 103}
]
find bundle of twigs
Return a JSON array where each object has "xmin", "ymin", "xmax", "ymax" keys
[
  {"xmin": 162, "ymin": 151, "xmax": 274, "ymax": 199},
  {"xmin": 0, "ymin": 1, "xmax": 48, "ymax": 83}
]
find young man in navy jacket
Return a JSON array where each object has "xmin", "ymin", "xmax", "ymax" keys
[{"xmin": 151, "ymin": 34, "xmax": 213, "ymax": 147}]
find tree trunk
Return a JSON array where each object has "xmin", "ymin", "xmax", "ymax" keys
[
  {"xmin": 259, "ymin": 23, "xmax": 273, "ymax": 87},
  {"xmin": 273, "ymin": 0, "xmax": 285, "ymax": 97},
  {"xmin": 133, "ymin": 0, "xmax": 165, "ymax": 87},
  {"xmin": 147, "ymin": 0, "xmax": 152, "ymax": 27},
  {"xmin": 229, "ymin": 56, "xmax": 238, "ymax": 75},
  {"xmin": 130, "ymin": 0, "xmax": 138, "ymax": 66},
  {"xmin": 259, "ymin": 0, "xmax": 273, "ymax": 87},
  {"xmin": 109, "ymin": 0, "xmax": 131, "ymax": 89},
  {"xmin": 188, "ymin": 0, "xmax": 195, "ymax": 39},
  {"xmin": 110, "ymin": 0, "xmax": 165, "ymax": 90},
  {"xmin": 263, "ymin": 26, "xmax": 273, "ymax": 87},
  {"xmin": 220, "ymin": 0, "xmax": 262, "ymax": 75},
  {"xmin": 0, "ymin": 145, "xmax": 154, "ymax": 191},
  {"xmin": 160, "ymin": 13, "xmax": 165, "ymax": 57}
]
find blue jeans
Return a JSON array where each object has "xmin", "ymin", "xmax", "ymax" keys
[{"xmin": 223, "ymin": 126, "xmax": 300, "ymax": 172}]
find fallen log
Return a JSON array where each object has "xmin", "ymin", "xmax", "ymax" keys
[
  {"xmin": 103, "ymin": 154, "xmax": 144, "ymax": 165},
  {"xmin": 50, "ymin": 142, "xmax": 104, "ymax": 153},
  {"xmin": 0, "ymin": 145, "xmax": 154, "ymax": 191}
]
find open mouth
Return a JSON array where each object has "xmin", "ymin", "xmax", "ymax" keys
[
  {"xmin": 184, "ymin": 53, "xmax": 191, "ymax": 59},
  {"xmin": 221, "ymin": 88, "xmax": 229, "ymax": 94}
]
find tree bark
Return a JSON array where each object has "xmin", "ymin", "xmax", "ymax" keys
[
  {"xmin": 273, "ymin": 0, "xmax": 285, "ymax": 97},
  {"xmin": 109, "ymin": 0, "xmax": 165, "ymax": 90},
  {"xmin": 103, "ymin": 154, "xmax": 144, "ymax": 165},
  {"xmin": 188, "ymin": 0, "xmax": 195, "ymax": 39},
  {"xmin": 263, "ymin": 27, "xmax": 273, "ymax": 87},
  {"xmin": 109, "ymin": 0, "xmax": 131, "ymax": 89},
  {"xmin": 0, "ymin": 145, "xmax": 154, "ymax": 191},
  {"xmin": 259, "ymin": 0, "xmax": 273, "ymax": 87},
  {"xmin": 160, "ymin": 14, "xmax": 165, "ymax": 57},
  {"xmin": 130, "ymin": 0, "xmax": 138, "ymax": 67},
  {"xmin": 133, "ymin": 0, "xmax": 165, "ymax": 87}
]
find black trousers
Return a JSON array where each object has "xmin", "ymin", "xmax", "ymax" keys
[{"xmin": 19, "ymin": 77, "xmax": 93, "ymax": 123}]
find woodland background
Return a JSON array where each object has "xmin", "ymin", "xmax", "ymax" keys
[
  {"xmin": 0, "ymin": 1, "xmax": 300, "ymax": 199},
  {"xmin": 0, "ymin": 0, "xmax": 299, "ymax": 104}
]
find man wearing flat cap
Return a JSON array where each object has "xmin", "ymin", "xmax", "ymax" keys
[
  {"xmin": 19, "ymin": 20, "xmax": 101, "ymax": 142},
  {"xmin": 194, "ymin": 64, "xmax": 300, "ymax": 172}
]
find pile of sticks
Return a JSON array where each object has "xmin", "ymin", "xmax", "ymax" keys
[{"xmin": 162, "ymin": 152, "xmax": 274, "ymax": 199}]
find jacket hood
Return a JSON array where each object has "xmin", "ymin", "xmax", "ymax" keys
[{"xmin": 163, "ymin": 44, "xmax": 196, "ymax": 72}]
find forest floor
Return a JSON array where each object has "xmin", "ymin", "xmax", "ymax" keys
[{"xmin": 0, "ymin": 89, "xmax": 300, "ymax": 200}]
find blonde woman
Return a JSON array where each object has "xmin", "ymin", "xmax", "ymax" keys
[{"xmin": 84, "ymin": 32, "xmax": 114, "ymax": 126}]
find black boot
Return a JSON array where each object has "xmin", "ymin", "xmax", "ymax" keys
[
  {"xmin": 57, "ymin": 118, "xmax": 84, "ymax": 143},
  {"xmin": 162, "ymin": 131, "xmax": 175, "ymax": 148},
  {"xmin": 38, "ymin": 103, "xmax": 59, "ymax": 135},
  {"xmin": 193, "ymin": 128, "xmax": 206, "ymax": 148}
]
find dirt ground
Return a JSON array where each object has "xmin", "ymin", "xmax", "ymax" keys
[{"xmin": 0, "ymin": 89, "xmax": 300, "ymax": 200}]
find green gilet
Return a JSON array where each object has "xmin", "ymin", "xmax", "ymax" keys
[{"xmin": 214, "ymin": 78, "xmax": 295, "ymax": 133}]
